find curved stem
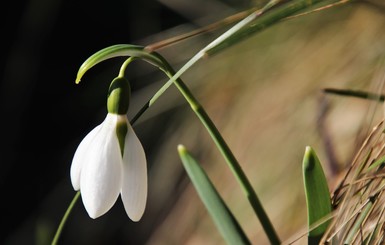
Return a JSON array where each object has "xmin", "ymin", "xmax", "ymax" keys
[
  {"xmin": 119, "ymin": 57, "xmax": 137, "ymax": 78},
  {"xmin": 154, "ymin": 59, "xmax": 280, "ymax": 244},
  {"xmin": 52, "ymin": 191, "xmax": 81, "ymax": 245}
]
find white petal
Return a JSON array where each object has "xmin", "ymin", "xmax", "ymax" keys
[
  {"xmin": 121, "ymin": 121, "xmax": 147, "ymax": 222},
  {"xmin": 80, "ymin": 114, "xmax": 123, "ymax": 219},
  {"xmin": 70, "ymin": 124, "xmax": 102, "ymax": 191}
]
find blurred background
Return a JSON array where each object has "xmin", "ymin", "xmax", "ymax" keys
[{"xmin": 2, "ymin": 0, "xmax": 385, "ymax": 244}]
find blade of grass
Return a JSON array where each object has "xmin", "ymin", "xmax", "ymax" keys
[
  {"xmin": 303, "ymin": 146, "xmax": 332, "ymax": 245},
  {"xmin": 363, "ymin": 204, "xmax": 383, "ymax": 245},
  {"xmin": 344, "ymin": 194, "xmax": 377, "ymax": 244},
  {"xmin": 324, "ymin": 88, "xmax": 385, "ymax": 102},
  {"xmin": 206, "ymin": 0, "xmax": 353, "ymax": 56},
  {"xmin": 366, "ymin": 155, "xmax": 385, "ymax": 171},
  {"xmin": 178, "ymin": 145, "xmax": 251, "ymax": 245}
]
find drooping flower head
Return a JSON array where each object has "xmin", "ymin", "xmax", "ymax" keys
[{"xmin": 70, "ymin": 76, "xmax": 147, "ymax": 221}]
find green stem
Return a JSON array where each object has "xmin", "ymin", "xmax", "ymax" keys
[
  {"xmin": 158, "ymin": 60, "xmax": 280, "ymax": 244},
  {"xmin": 119, "ymin": 57, "xmax": 137, "ymax": 78},
  {"xmin": 52, "ymin": 191, "xmax": 81, "ymax": 245}
]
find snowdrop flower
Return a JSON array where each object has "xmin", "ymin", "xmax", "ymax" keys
[{"xmin": 70, "ymin": 77, "xmax": 147, "ymax": 221}]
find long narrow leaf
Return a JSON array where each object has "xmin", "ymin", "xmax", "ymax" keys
[
  {"xmin": 303, "ymin": 146, "xmax": 332, "ymax": 245},
  {"xmin": 344, "ymin": 195, "xmax": 376, "ymax": 244},
  {"xmin": 206, "ymin": 0, "xmax": 352, "ymax": 56},
  {"xmin": 178, "ymin": 145, "xmax": 251, "ymax": 245},
  {"xmin": 75, "ymin": 44, "xmax": 165, "ymax": 84}
]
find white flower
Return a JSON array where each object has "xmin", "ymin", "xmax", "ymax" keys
[{"xmin": 70, "ymin": 113, "xmax": 147, "ymax": 221}]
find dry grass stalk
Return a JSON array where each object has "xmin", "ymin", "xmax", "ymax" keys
[{"xmin": 322, "ymin": 119, "xmax": 385, "ymax": 244}]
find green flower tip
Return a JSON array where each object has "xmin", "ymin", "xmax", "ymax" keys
[
  {"xmin": 304, "ymin": 146, "xmax": 316, "ymax": 171},
  {"xmin": 107, "ymin": 77, "xmax": 131, "ymax": 115},
  {"xmin": 177, "ymin": 144, "xmax": 186, "ymax": 155}
]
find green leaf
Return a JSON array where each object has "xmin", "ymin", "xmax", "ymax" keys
[
  {"xmin": 366, "ymin": 155, "xmax": 385, "ymax": 172},
  {"xmin": 344, "ymin": 195, "xmax": 376, "ymax": 245},
  {"xmin": 177, "ymin": 145, "xmax": 251, "ymax": 245},
  {"xmin": 206, "ymin": 0, "xmax": 351, "ymax": 56},
  {"xmin": 75, "ymin": 44, "xmax": 165, "ymax": 84},
  {"xmin": 303, "ymin": 146, "xmax": 332, "ymax": 245}
]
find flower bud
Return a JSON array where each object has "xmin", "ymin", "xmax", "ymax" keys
[{"xmin": 107, "ymin": 77, "xmax": 131, "ymax": 115}]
